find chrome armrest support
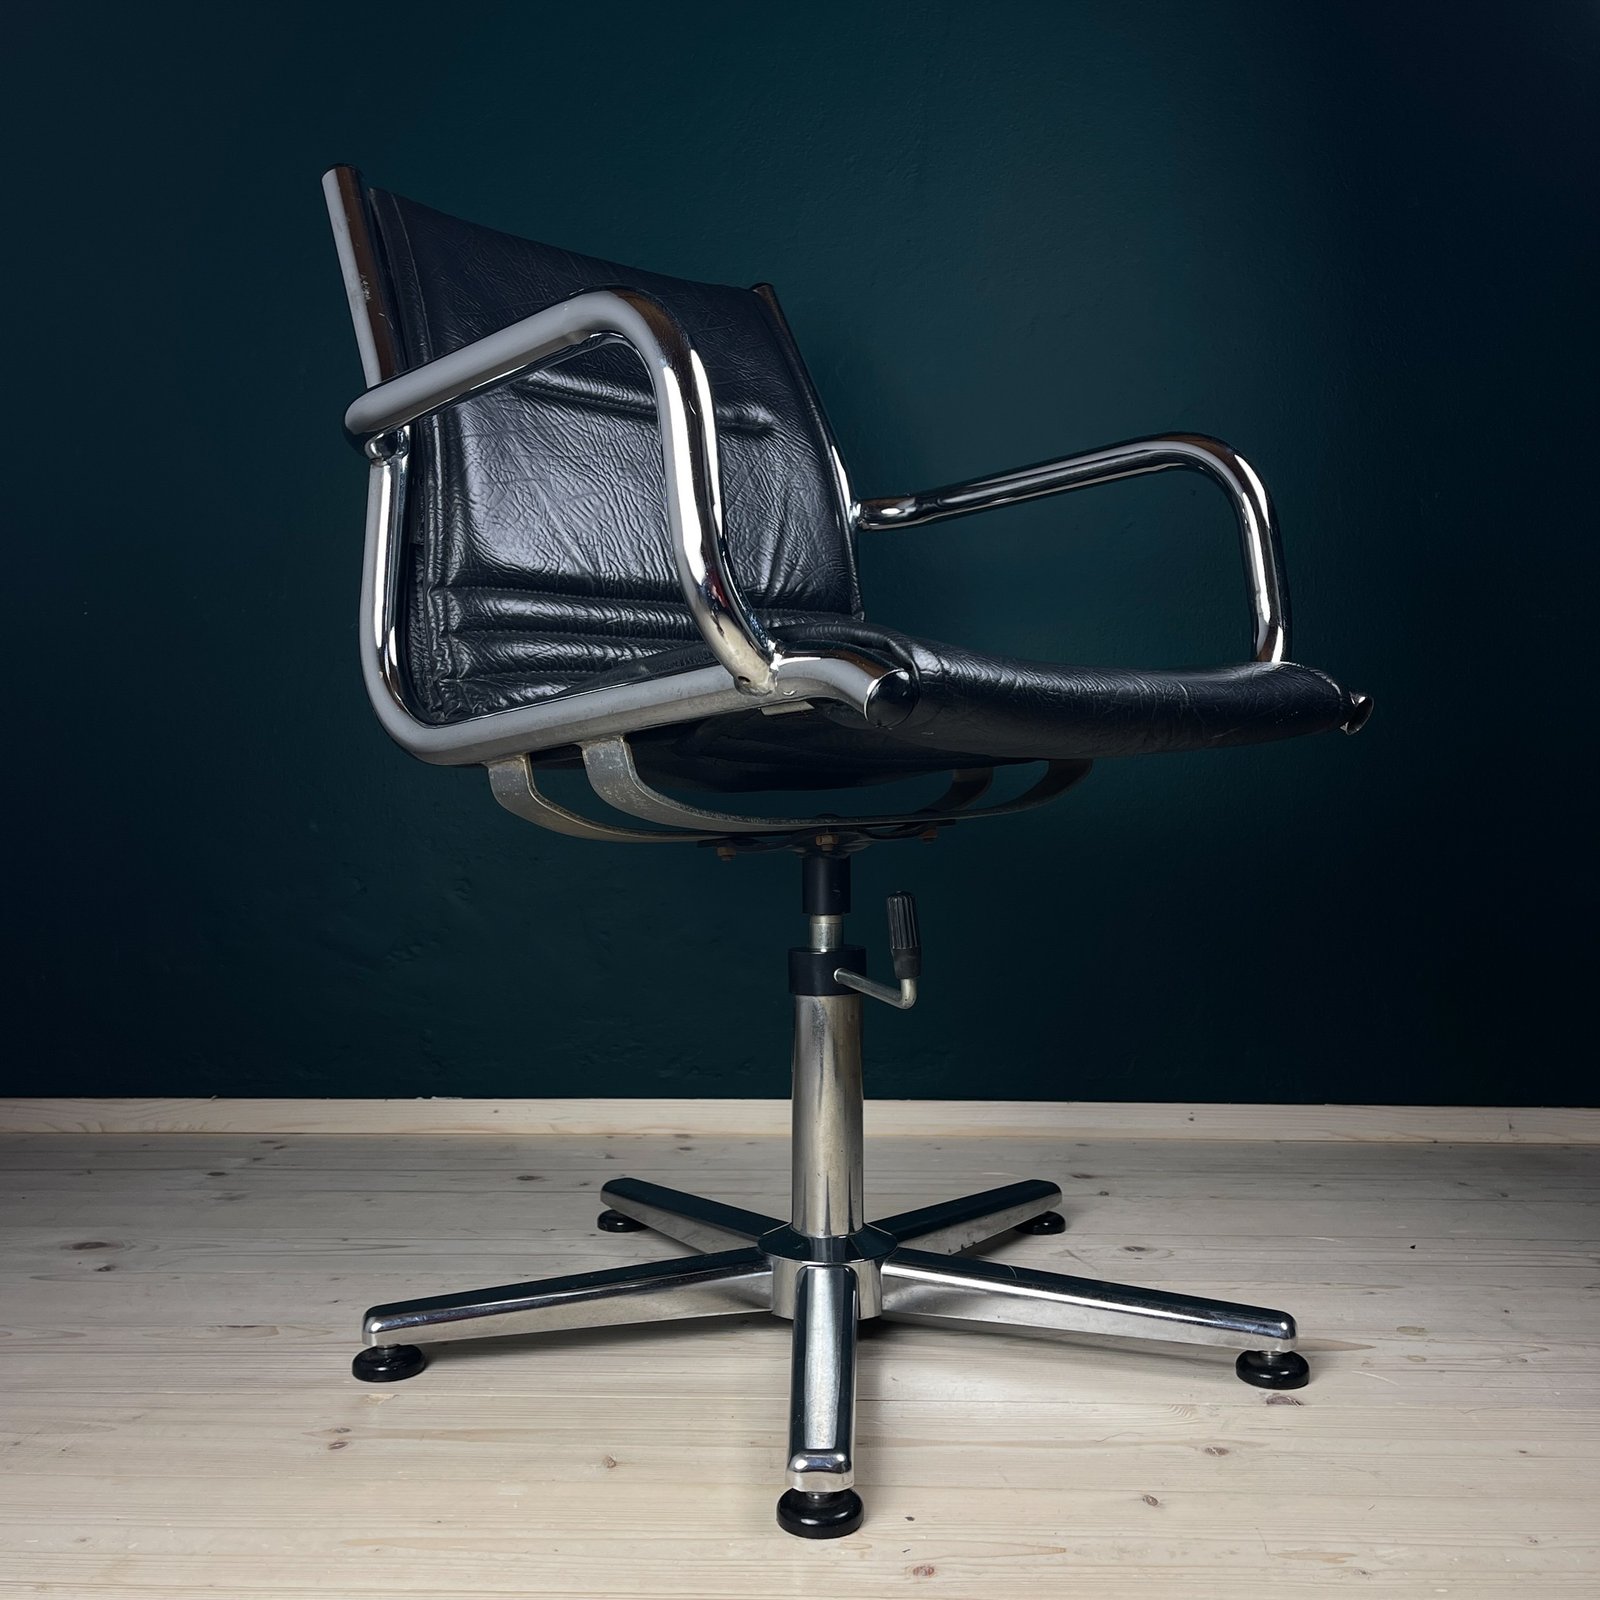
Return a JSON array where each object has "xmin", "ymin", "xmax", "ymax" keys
[
  {"xmin": 344, "ymin": 286, "xmax": 780, "ymax": 697},
  {"xmin": 856, "ymin": 434, "xmax": 1291, "ymax": 664}
]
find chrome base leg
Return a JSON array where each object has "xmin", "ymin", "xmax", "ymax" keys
[
  {"xmin": 776, "ymin": 1263, "xmax": 864, "ymax": 1539},
  {"xmin": 878, "ymin": 1245, "xmax": 1297, "ymax": 1353},
  {"xmin": 361, "ymin": 1247, "xmax": 772, "ymax": 1348},
  {"xmin": 786, "ymin": 1265, "xmax": 859, "ymax": 1490},
  {"xmin": 599, "ymin": 1176, "xmax": 783, "ymax": 1251},
  {"xmin": 872, "ymin": 1178, "xmax": 1063, "ymax": 1253}
]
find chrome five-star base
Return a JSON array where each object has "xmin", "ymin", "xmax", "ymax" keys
[{"xmin": 350, "ymin": 851, "xmax": 1308, "ymax": 1538}]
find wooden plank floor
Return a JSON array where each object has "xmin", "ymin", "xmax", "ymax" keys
[{"xmin": 1, "ymin": 1102, "xmax": 1597, "ymax": 1597}]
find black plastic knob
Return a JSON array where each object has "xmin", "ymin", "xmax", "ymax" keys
[{"xmin": 886, "ymin": 891, "xmax": 921, "ymax": 980}]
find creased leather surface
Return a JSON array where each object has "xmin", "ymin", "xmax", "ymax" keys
[
  {"xmin": 358, "ymin": 182, "xmax": 1365, "ymax": 790},
  {"xmin": 605, "ymin": 623, "xmax": 1360, "ymax": 790},
  {"xmin": 778, "ymin": 619, "xmax": 1361, "ymax": 761},
  {"xmin": 367, "ymin": 186, "xmax": 860, "ymax": 725}
]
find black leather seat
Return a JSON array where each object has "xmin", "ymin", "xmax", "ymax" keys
[{"xmin": 358, "ymin": 183, "xmax": 1366, "ymax": 796}]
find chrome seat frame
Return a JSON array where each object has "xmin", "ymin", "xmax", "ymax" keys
[{"xmin": 326, "ymin": 166, "xmax": 1294, "ymax": 819}]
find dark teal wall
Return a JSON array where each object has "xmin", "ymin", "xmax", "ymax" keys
[{"xmin": 11, "ymin": 2, "xmax": 1596, "ymax": 1103}]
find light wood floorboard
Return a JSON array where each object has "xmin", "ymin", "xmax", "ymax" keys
[
  {"xmin": 4, "ymin": 1097, "xmax": 1596, "ymax": 1141},
  {"xmin": 1, "ymin": 1104, "xmax": 1597, "ymax": 1596}
]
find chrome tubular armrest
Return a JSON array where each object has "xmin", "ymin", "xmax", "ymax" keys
[
  {"xmin": 343, "ymin": 286, "xmax": 780, "ymax": 697},
  {"xmin": 856, "ymin": 434, "xmax": 1291, "ymax": 664},
  {"xmin": 324, "ymin": 167, "xmax": 913, "ymax": 767}
]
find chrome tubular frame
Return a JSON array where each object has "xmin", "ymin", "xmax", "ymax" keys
[
  {"xmin": 858, "ymin": 433, "xmax": 1292, "ymax": 665},
  {"xmin": 324, "ymin": 166, "xmax": 910, "ymax": 770},
  {"xmin": 327, "ymin": 169, "xmax": 1296, "ymax": 845},
  {"xmin": 346, "ymin": 285, "xmax": 776, "ymax": 693}
]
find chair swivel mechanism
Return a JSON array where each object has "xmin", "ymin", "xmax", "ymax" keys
[{"xmin": 323, "ymin": 167, "xmax": 1371, "ymax": 1539}]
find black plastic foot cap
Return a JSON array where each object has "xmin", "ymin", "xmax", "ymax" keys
[
  {"xmin": 777, "ymin": 1488, "xmax": 864, "ymax": 1539},
  {"xmin": 597, "ymin": 1208, "xmax": 647, "ymax": 1232},
  {"xmin": 1015, "ymin": 1210, "xmax": 1066, "ymax": 1235},
  {"xmin": 1236, "ymin": 1349, "xmax": 1310, "ymax": 1389},
  {"xmin": 352, "ymin": 1343, "xmax": 426, "ymax": 1383}
]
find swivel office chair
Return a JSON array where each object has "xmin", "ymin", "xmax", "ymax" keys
[{"xmin": 323, "ymin": 167, "xmax": 1371, "ymax": 1539}]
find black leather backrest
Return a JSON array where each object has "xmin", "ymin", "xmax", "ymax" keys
[{"xmin": 362, "ymin": 184, "xmax": 861, "ymax": 724}]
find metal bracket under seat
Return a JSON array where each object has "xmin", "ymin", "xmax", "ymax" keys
[
  {"xmin": 482, "ymin": 737, "xmax": 1091, "ymax": 842},
  {"xmin": 487, "ymin": 755, "xmax": 714, "ymax": 843}
]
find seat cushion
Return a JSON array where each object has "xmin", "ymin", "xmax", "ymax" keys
[
  {"xmin": 793, "ymin": 617, "xmax": 1364, "ymax": 761},
  {"xmin": 528, "ymin": 615, "xmax": 1365, "ymax": 793}
]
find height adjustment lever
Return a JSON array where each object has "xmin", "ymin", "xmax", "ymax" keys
[
  {"xmin": 835, "ymin": 891, "xmax": 921, "ymax": 1010},
  {"xmin": 886, "ymin": 891, "xmax": 921, "ymax": 981}
]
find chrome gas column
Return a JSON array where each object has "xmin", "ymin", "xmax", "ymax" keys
[
  {"xmin": 790, "ymin": 852, "xmax": 868, "ymax": 1240},
  {"xmin": 766, "ymin": 850, "xmax": 913, "ymax": 1299},
  {"xmin": 766, "ymin": 849, "xmax": 904, "ymax": 1538}
]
